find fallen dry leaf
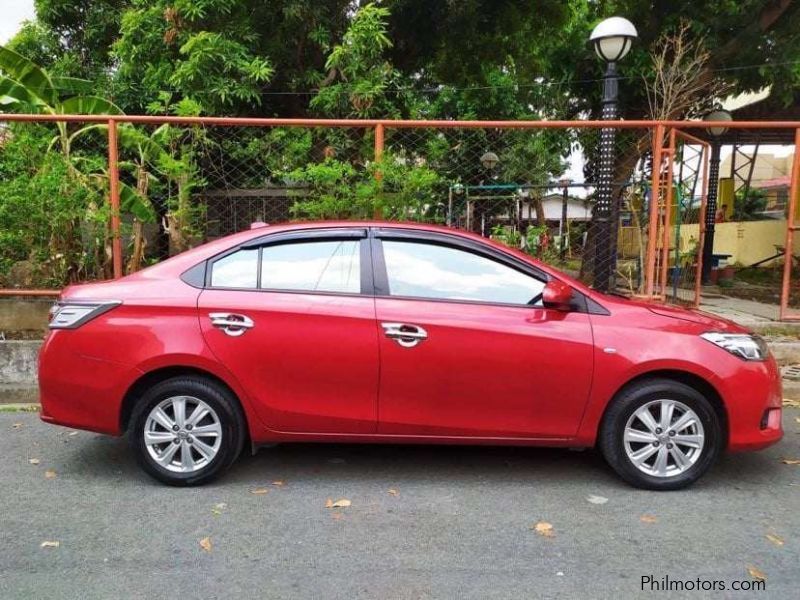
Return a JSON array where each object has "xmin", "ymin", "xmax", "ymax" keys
[
  {"xmin": 40, "ymin": 541, "xmax": 59, "ymax": 549},
  {"xmin": 783, "ymin": 398, "xmax": 800, "ymax": 407},
  {"xmin": 531, "ymin": 521, "xmax": 555, "ymax": 537},
  {"xmin": 12, "ymin": 423, "xmax": 22, "ymax": 430},
  {"xmin": 44, "ymin": 470, "xmax": 57, "ymax": 479},
  {"xmin": 325, "ymin": 498, "xmax": 351, "ymax": 508},
  {"xmin": 795, "ymin": 417, "xmax": 800, "ymax": 424},
  {"xmin": 199, "ymin": 537, "xmax": 212, "ymax": 552},
  {"xmin": 272, "ymin": 480, "xmax": 285, "ymax": 487},
  {"xmin": 586, "ymin": 494, "xmax": 608, "ymax": 505},
  {"xmin": 640, "ymin": 515, "xmax": 658, "ymax": 524},
  {"xmin": 388, "ymin": 488, "xmax": 399, "ymax": 496},
  {"xmin": 780, "ymin": 458, "xmax": 800, "ymax": 465},
  {"xmin": 747, "ymin": 566, "xmax": 766, "ymax": 581},
  {"xmin": 765, "ymin": 533, "xmax": 784, "ymax": 547},
  {"xmin": 250, "ymin": 488, "xmax": 269, "ymax": 495},
  {"xmin": 28, "ymin": 458, "xmax": 40, "ymax": 465}
]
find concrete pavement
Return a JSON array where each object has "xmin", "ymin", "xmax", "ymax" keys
[{"xmin": 0, "ymin": 410, "xmax": 798, "ymax": 599}]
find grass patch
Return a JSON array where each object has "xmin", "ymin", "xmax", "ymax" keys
[
  {"xmin": 754, "ymin": 325, "xmax": 800, "ymax": 339},
  {"xmin": 0, "ymin": 403, "xmax": 40, "ymax": 412}
]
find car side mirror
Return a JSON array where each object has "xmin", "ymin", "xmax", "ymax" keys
[{"xmin": 542, "ymin": 279, "xmax": 573, "ymax": 311}]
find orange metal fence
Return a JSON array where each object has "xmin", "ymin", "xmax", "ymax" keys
[{"xmin": 0, "ymin": 114, "xmax": 797, "ymax": 320}]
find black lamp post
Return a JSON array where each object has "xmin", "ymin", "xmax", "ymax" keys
[
  {"xmin": 478, "ymin": 151, "xmax": 500, "ymax": 235},
  {"xmin": 700, "ymin": 109, "xmax": 732, "ymax": 284},
  {"xmin": 560, "ymin": 177, "xmax": 570, "ymax": 259},
  {"xmin": 590, "ymin": 17, "xmax": 638, "ymax": 292}
]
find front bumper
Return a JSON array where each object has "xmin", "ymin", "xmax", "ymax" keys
[
  {"xmin": 723, "ymin": 356, "xmax": 783, "ymax": 452},
  {"xmin": 38, "ymin": 332, "xmax": 140, "ymax": 435}
]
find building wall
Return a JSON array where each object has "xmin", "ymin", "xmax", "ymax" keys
[
  {"xmin": 674, "ymin": 220, "xmax": 798, "ymax": 266},
  {"xmin": 720, "ymin": 152, "xmax": 794, "ymax": 184}
]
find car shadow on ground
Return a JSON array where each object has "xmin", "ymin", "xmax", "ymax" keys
[{"xmin": 62, "ymin": 431, "xmax": 789, "ymax": 492}]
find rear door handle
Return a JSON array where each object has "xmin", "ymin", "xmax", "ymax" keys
[
  {"xmin": 381, "ymin": 322, "xmax": 428, "ymax": 348},
  {"xmin": 209, "ymin": 312, "xmax": 254, "ymax": 337}
]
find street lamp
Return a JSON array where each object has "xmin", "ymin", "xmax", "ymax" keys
[
  {"xmin": 700, "ymin": 108, "xmax": 732, "ymax": 283},
  {"xmin": 704, "ymin": 109, "xmax": 732, "ymax": 137},
  {"xmin": 480, "ymin": 151, "xmax": 499, "ymax": 171},
  {"xmin": 589, "ymin": 16, "xmax": 638, "ymax": 292},
  {"xmin": 590, "ymin": 17, "xmax": 638, "ymax": 62}
]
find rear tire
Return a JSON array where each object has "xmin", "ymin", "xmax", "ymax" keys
[
  {"xmin": 129, "ymin": 376, "xmax": 245, "ymax": 486},
  {"xmin": 599, "ymin": 378, "xmax": 722, "ymax": 490}
]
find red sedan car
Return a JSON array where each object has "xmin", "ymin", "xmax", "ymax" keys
[{"xmin": 39, "ymin": 222, "xmax": 782, "ymax": 489}]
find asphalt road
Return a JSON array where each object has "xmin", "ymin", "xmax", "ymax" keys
[{"xmin": 1, "ymin": 410, "xmax": 798, "ymax": 600}]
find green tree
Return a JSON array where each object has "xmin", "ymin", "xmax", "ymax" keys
[
  {"xmin": 311, "ymin": 3, "xmax": 406, "ymax": 118},
  {"xmin": 733, "ymin": 187, "xmax": 768, "ymax": 221},
  {"xmin": 289, "ymin": 155, "xmax": 443, "ymax": 221},
  {"xmin": 32, "ymin": 0, "xmax": 131, "ymax": 79}
]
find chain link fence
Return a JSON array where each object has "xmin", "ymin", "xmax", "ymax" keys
[{"xmin": 1, "ymin": 115, "xmax": 798, "ymax": 318}]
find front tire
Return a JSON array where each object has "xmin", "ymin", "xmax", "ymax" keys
[
  {"xmin": 599, "ymin": 378, "xmax": 722, "ymax": 490},
  {"xmin": 129, "ymin": 376, "xmax": 245, "ymax": 486}
]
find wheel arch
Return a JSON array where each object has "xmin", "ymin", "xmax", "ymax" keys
[
  {"xmin": 600, "ymin": 369, "xmax": 729, "ymax": 446},
  {"xmin": 120, "ymin": 365, "xmax": 250, "ymax": 440}
]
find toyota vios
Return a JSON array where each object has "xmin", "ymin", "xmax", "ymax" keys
[{"xmin": 39, "ymin": 222, "xmax": 783, "ymax": 489}]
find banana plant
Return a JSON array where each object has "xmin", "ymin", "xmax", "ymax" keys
[
  {"xmin": 66, "ymin": 122, "xmax": 165, "ymax": 272},
  {"xmin": 0, "ymin": 45, "xmax": 124, "ymax": 163},
  {"xmin": 0, "ymin": 46, "xmax": 155, "ymax": 274}
]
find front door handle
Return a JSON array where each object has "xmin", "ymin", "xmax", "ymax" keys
[
  {"xmin": 209, "ymin": 312, "xmax": 254, "ymax": 337},
  {"xmin": 381, "ymin": 322, "xmax": 428, "ymax": 348}
]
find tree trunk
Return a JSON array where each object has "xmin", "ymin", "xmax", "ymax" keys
[{"xmin": 126, "ymin": 167, "xmax": 150, "ymax": 273}]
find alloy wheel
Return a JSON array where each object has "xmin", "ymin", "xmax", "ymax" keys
[
  {"xmin": 143, "ymin": 396, "xmax": 223, "ymax": 473},
  {"xmin": 623, "ymin": 399, "xmax": 705, "ymax": 478}
]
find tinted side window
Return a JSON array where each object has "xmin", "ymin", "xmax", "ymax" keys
[
  {"xmin": 260, "ymin": 240, "xmax": 360, "ymax": 293},
  {"xmin": 210, "ymin": 248, "xmax": 259, "ymax": 288},
  {"xmin": 382, "ymin": 240, "xmax": 544, "ymax": 305}
]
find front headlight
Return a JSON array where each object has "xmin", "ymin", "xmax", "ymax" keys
[
  {"xmin": 700, "ymin": 332, "xmax": 769, "ymax": 361},
  {"xmin": 49, "ymin": 301, "xmax": 121, "ymax": 329}
]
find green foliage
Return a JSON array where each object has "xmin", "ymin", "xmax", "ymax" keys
[
  {"xmin": 113, "ymin": 0, "xmax": 277, "ymax": 114},
  {"xmin": 733, "ymin": 187, "xmax": 768, "ymax": 221},
  {"xmin": 311, "ymin": 3, "xmax": 406, "ymax": 118},
  {"xmin": 2, "ymin": 0, "xmax": 800, "ymax": 285},
  {"xmin": 289, "ymin": 155, "xmax": 444, "ymax": 221},
  {"xmin": 32, "ymin": 0, "xmax": 128, "ymax": 80},
  {"xmin": 171, "ymin": 31, "xmax": 274, "ymax": 107},
  {"xmin": 490, "ymin": 225, "xmax": 522, "ymax": 249},
  {"xmin": 0, "ymin": 125, "xmax": 107, "ymax": 285},
  {"xmin": 5, "ymin": 0, "xmax": 796, "ymax": 121},
  {"xmin": 0, "ymin": 45, "xmax": 123, "ymax": 116}
]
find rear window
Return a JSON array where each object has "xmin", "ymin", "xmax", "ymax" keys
[
  {"xmin": 210, "ymin": 240, "xmax": 360, "ymax": 293},
  {"xmin": 210, "ymin": 248, "xmax": 259, "ymax": 288}
]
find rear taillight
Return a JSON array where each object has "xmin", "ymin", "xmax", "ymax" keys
[{"xmin": 48, "ymin": 301, "xmax": 121, "ymax": 329}]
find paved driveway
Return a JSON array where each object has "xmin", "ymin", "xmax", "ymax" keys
[{"xmin": 1, "ymin": 410, "xmax": 798, "ymax": 599}]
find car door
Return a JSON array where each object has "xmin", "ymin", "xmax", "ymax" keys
[
  {"xmin": 372, "ymin": 229, "xmax": 594, "ymax": 438},
  {"xmin": 198, "ymin": 228, "xmax": 379, "ymax": 434}
]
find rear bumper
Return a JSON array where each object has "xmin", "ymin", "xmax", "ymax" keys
[
  {"xmin": 723, "ymin": 357, "xmax": 783, "ymax": 452},
  {"xmin": 38, "ymin": 332, "xmax": 140, "ymax": 435}
]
